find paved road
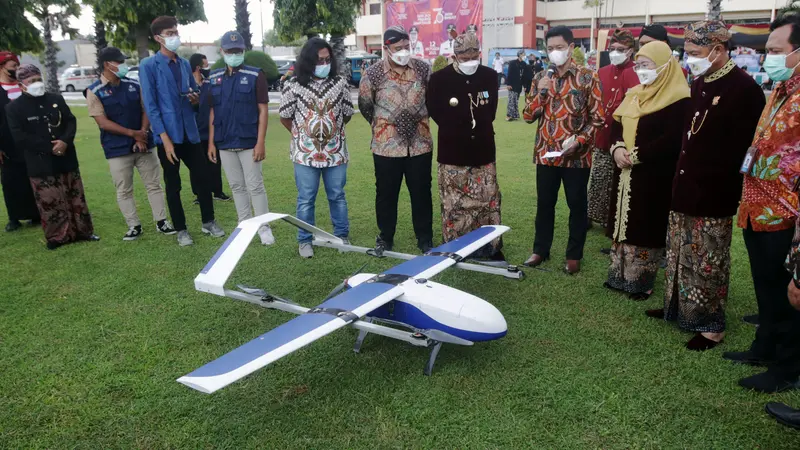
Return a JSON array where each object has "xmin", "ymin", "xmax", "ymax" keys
[{"xmin": 64, "ymin": 88, "xmax": 511, "ymax": 110}]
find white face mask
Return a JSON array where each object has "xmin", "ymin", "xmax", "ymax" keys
[
  {"xmin": 390, "ymin": 49, "xmax": 411, "ymax": 66},
  {"xmin": 634, "ymin": 62, "xmax": 668, "ymax": 86},
  {"xmin": 686, "ymin": 48, "xmax": 719, "ymax": 77},
  {"xmin": 548, "ymin": 49, "xmax": 570, "ymax": 67},
  {"xmin": 25, "ymin": 81, "xmax": 46, "ymax": 97},
  {"xmin": 609, "ymin": 50, "xmax": 629, "ymax": 66},
  {"xmin": 160, "ymin": 35, "xmax": 181, "ymax": 52},
  {"xmin": 458, "ymin": 60, "xmax": 480, "ymax": 76}
]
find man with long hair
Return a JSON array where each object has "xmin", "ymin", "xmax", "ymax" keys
[{"xmin": 279, "ymin": 38, "xmax": 354, "ymax": 258}]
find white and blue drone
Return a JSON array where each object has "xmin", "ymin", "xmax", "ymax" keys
[{"xmin": 178, "ymin": 213, "xmax": 522, "ymax": 394}]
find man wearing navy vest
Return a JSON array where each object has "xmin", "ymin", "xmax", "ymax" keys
[
  {"xmin": 189, "ymin": 53, "xmax": 229, "ymax": 205},
  {"xmin": 139, "ymin": 16, "xmax": 225, "ymax": 246},
  {"xmin": 207, "ymin": 31, "xmax": 274, "ymax": 245},
  {"xmin": 87, "ymin": 47, "xmax": 175, "ymax": 241}
]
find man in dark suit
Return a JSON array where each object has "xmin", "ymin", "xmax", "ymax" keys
[{"xmin": 505, "ymin": 50, "xmax": 532, "ymax": 121}]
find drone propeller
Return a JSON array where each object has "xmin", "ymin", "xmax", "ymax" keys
[{"xmin": 323, "ymin": 262, "xmax": 369, "ymax": 301}]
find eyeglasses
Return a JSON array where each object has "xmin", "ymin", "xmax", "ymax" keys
[{"xmin": 317, "ymin": 57, "xmax": 331, "ymax": 65}]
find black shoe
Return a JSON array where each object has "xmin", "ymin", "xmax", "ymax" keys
[
  {"xmin": 157, "ymin": 220, "xmax": 177, "ymax": 235},
  {"xmin": 743, "ymin": 314, "xmax": 759, "ymax": 326},
  {"xmin": 765, "ymin": 402, "xmax": 800, "ymax": 430},
  {"xmin": 418, "ymin": 240, "xmax": 433, "ymax": 254},
  {"xmin": 372, "ymin": 237, "xmax": 393, "ymax": 257},
  {"xmin": 193, "ymin": 197, "xmax": 200, "ymax": 205},
  {"xmin": 686, "ymin": 333, "xmax": 722, "ymax": 351},
  {"xmin": 645, "ymin": 308, "xmax": 665, "ymax": 319},
  {"xmin": 5, "ymin": 220, "xmax": 22, "ymax": 232},
  {"xmin": 123, "ymin": 225, "xmax": 143, "ymax": 241},
  {"xmin": 29, "ymin": 218, "xmax": 41, "ymax": 226},
  {"xmin": 214, "ymin": 192, "xmax": 231, "ymax": 201},
  {"xmin": 723, "ymin": 350, "xmax": 774, "ymax": 367},
  {"xmin": 739, "ymin": 370, "xmax": 800, "ymax": 393},
  {"xmin": 600, "ymin": 248, "xmax": 611, "ymax": 255},
  {"xmin": 83, "ymin": 234, "xmax": 101, "ymax": 242}
]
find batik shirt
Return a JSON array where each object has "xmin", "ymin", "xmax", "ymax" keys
[
  {"xmin": 358, "ymin": 59, "xmax": 433, "ymax": 158},
  {"xmin": 737, "ymin": 74, "xmax": 800, "ymax": 232},
  {"xmin": 523, "ymin": 61, "xmax": 605, "ymax": 169},
  {"xmin": 279, "ymin": 75, "xmax": 353, "ymax": 168}
]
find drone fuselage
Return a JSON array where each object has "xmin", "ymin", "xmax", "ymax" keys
[{"xmin": 346, "ymin": 273, "xmax": 507, "ymax": 342}]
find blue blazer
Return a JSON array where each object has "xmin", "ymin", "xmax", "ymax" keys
[{"xmin": 139, "ymin": 51, "xmax": 200, "ymax": 145}]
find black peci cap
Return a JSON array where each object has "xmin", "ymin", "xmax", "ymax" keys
[{"xmin": 98, "ymin": 47, "xmax": 129, "ymax": 63}]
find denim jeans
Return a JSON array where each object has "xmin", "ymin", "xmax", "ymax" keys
[{"xmin": 294, "ymin": 163, "xmax": 349, "ymax": 243}]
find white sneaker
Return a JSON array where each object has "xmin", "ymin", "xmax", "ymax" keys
[
  {"xmin": 258, "ymin": 225, "xmax": 275, "ymax": 245},
  {"xmin": 299, "ymin": 243, "xmax": 314, "ymax": 258}
]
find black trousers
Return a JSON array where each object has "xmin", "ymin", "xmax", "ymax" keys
[
  {"xmin": 373, "ymin": 152, "xmax": 433, "ymax": 247},
  {"xmin": 0, "ymin": 159, "xmax": 39, "ymax": 222},
  {"xmin": 533, "ymin": 164, "xmax": 590, "ymax": 260},
  {"xmin": 157, "ymin": 140, "xmax": 214, "ymax": 231},
  {"xmin": 191, "ymin": 140, "xmax": 224, "ymax": 197},
  {"xmin": 743, "ymin": 225, "xmax": 800, "ymax": 377}
]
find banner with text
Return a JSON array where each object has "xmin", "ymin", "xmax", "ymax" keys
[{"xmin": 384, "ymin": 0, "xmax": 484, "ymax": 59}]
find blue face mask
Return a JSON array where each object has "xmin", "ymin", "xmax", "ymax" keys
[
  {"xmin": 224, "ymin": 53, "xmax": 244, "ymax": 68},
  {"xmin": 763, "ymin": 48, "xmax": 800, "ymax": 82},
  {"xmin": 314, "ymin": 64, "xmax": 331, "ymax": 78}
]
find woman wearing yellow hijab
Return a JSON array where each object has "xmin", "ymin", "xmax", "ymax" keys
[{"xmin": 603, "ymin": 41, "xmax": 690, "ymax": 300}]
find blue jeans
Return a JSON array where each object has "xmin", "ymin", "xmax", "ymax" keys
[{"xmin": 294, "ymin": 163, "xmax": 349, "ymax": 243}]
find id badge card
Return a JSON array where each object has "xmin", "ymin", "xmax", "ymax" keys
[{"xmin": 740, "ymin": 146, "xmax": 758, "ymax": 175}]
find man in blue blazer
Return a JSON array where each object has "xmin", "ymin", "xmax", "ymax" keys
[{"xmin": 139, "ymin": 15, "xmax": 225, "ymax": 246}]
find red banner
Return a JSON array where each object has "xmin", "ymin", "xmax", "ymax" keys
[{"xmin": 384, "ymin": 0, "xmax": 483, "ymax": 59}]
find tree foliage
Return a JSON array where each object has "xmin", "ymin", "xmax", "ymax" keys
[
  {"xmin": 572, "ymin": 47, "xmax": 586, "ymax": 67},
  {"xmin": 235, "ymin": 0, "xmax": 253, "ymax": 51},
  {"xmin": 1, "ymin": 0, "xmax": 44, "ymax": 53},
  {"xmin": 92, "ymin": 0, "xmax": 206, "ymax": 59},
  {"xmin": 27, "ymin": 0, "xmax": 80, "ymax": 93},
  {"xmin": 263, "ymin": 29, "xmax": 306, "ymax": 47},
  {"xmin": 94, "ymin": 18, "xmax": 108, "ymax": 73},
  {"xmin": 432, "ymin": 56, "xmax": 449, "ymax": 72},
  {"xmin": 210, "ymin": 50, "xmax": 279, "ymax": 80}
]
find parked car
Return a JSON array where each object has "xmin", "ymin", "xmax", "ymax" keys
[{"xmin": 59, "ymin": 66, "xmax": 96, "ymax": 92}]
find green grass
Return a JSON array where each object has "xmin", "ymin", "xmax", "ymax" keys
[{"xmin": 1, "ymin": 103, "xmax": 799, "ymax": 449}]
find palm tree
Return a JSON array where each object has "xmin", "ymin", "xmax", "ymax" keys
[
  {"xmin": 235, "ymin": 0, "xmax": 254, "ymax": 51},
  {"xmin": 94, "ymin": 17, "xmax": 107, "ymax": 74},
  {"xmin": 707, "ymin": 0, "xmax": 723, "ymax": 20},
  {"xmin": 27, "ymin": 0, "xmax": 79, "ymax": 93}
]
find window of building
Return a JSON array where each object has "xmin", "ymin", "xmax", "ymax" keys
[{"xmin": 369, "ymin": 3, "xmax": 380, "ymax": 15}]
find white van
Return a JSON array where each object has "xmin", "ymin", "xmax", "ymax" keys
[{"xmin": 58, "ymin": 66, "xmax": 96, "ymax": 92}]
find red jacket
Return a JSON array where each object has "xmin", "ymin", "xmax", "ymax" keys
[{"xmin": 596, "ymin": 61, "xmax": 639, "ymax": 151}]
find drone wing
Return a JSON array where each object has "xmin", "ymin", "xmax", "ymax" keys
[{"xmin": 178, "ymin": 224, "xmax": 508, "ymax": 394}]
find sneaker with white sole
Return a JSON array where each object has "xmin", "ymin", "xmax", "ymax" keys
[
  {"xmin": 299, "ymin": 242, "xmax": 314, "ymax": 258},
  {"xmin": 156, "ymin": 220, "xmax": 177, "ymax": 235},
  {"xmin": 201, "ymin": 220, "xmax": 226, "ymax": 238},
  {"xmin": 339, "ymin": 237, "xmax": 351, "ymax": 245},
  {"xmin": 123, "ymin": 225, "xmax": 143, "ymax": 241},
  {"xmin": 258, "ymin": 225, "xmax": 275, "ymax": 245},
  {"xmin": 177, "ymin": 230, "xmax": 194, "ymax": 246}
]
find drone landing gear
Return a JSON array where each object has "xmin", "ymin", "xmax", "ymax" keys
[{"xmin": 352, "ymin": 321, "xmax": 445, "ymax": 376}]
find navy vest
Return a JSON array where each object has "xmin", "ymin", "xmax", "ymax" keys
[
  {"xmin": 89, "ymin": 78, "xmax": 149, "ymax": 159},
  {"xmin": 195, "ymin": 78, "xmax": 211, "ymax": 141},
  {"xmin": 209, "ymin": 66, "xmax": 260, "ymax": 150}
]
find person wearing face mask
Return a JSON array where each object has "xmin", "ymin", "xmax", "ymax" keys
[
  {"xmin": 727, "ymin": 13, "xmax": 800, "ymax": 394},
  {"xmin": 504, "ymin": 50, "xmax": 532, "ymax": 122},
  {"xmin": 427, "ymin": 33, "xmax": 503, "ymax": 261},
  {"xmin": 4, "ymin": 65, "xmax": 99, "ymax": 250},
  {"xmin": 189, "ymin": 53, "xmax": 230, "ymax": 205},
  {"xmin": 206, "ymin": 31, "xmax": 274, "ymax": 247},
  {"xmin": 409, "ymin": 26, "xmax": 425, "ymax": 59},
  {"xmin": 647, "ymin": 21, "xmax": 765, "ymax": 352},
  {"xmin": 86, "ymin": 47, "xmax": 175, "ymax": 241},
  {"xmin": 588, "ymin": 30, "xmax": 639, "ymax": 231},
  {"xmin": 280, "ymin": 38, "xmax": 354, "ymax": 258},
  {"xmin": 139, "ymin": 16, "xmax": 224, "ymax": 247},
  {"xmin": 522, "ymin": 26, "xmax": 605, "ymax": 275},
  {"xmin": 601, "ymin": 41, "xmax": 689, "ymax": 302},
  {"xmin": 358, "ymin": 26, "xmax": 434, "ymax": 255},
  {"xmin": 0, "ymin": 51, "xmax": 40, "ymax": 232}
]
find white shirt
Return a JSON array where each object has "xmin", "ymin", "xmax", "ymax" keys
[
  {"xmin": 493, "ymin": 58, "xmax": 504, "ymax": 73},
  {"xmin": 411, "ymin": 41, "xmax": 425, "ymax": 59},
  {"xmin": 439, "ymin": 40, "xmax": 454, "ymax": 57}
]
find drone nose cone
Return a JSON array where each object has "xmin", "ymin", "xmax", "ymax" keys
[{"xmin": 460, "ymin": 300, "xmax": 507, "ymax": 339}]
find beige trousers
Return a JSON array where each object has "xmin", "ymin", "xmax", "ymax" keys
[
  {"xmin": 107, "ymin": 151, "xmax": 167, "ymax": 227},
  {"xmin": 219, "ymin": 149, "xmax": 270, "ymax": 222}
]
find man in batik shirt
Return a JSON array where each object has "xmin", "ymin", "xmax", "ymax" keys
[
  {"xmin": 724, "ymin": 15, "xmax": 800, "ymax": 393},
  {"xmin": 588, "ymin": 29, "xmax": 638, "ymax": 230},
  {"xmin": 359, "ymin": 26, "xmax": 434, "ymax": 254},
  {"xmin": 646, "ymin": 21, "xmax": 765, "ymax": 352},
  {"xmin": 522, "ymin": 26, "xmax": 604, "ymax": 275}
]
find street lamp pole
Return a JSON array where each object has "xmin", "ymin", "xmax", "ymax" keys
[{"xmin": 260, "ymin": 0, "xmax": 266, "ymax": 50}]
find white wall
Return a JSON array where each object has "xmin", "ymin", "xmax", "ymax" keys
[
  {"xmin": 544, "ymin": 0, "xmax": 773, "ymax": 22},
  {"xmin": 356, "ymin": 14, "xmax": 383, "ymax": 37}
]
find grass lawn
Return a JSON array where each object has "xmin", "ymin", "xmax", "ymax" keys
[{"xmin": 1, "ymin": 102, "xmax": 799, "ymax": 449}]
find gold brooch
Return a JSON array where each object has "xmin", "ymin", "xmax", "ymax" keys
[{"xmin": 712, "ymin": 96, "xmax": 720, "ymax": 106}]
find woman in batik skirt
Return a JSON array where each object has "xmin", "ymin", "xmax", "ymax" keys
[
  {"xmin": 4, "ymin": 65, "xmax": 98, "ymax": 249},
  {"xmin": 427, "ymin": 32, "xmax": 504, "ymax": 260},
  {"xmin": 604, "ymin": 42, "xmax": 689, "ymax": 298}
]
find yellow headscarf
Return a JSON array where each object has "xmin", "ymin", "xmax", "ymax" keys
[{"xmin": 613, "ymin": 41, "xmax": 689, "ymax": 151}]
